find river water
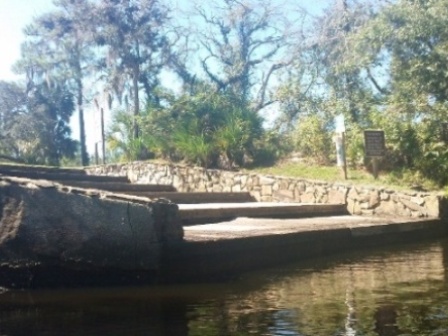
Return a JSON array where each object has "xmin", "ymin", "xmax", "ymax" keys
[{"xmin": 1, "ymin": 237, "xmax": 448, "ymax": 336}]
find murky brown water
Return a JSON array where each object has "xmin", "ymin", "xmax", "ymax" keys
[{"xmin": 1, "ymin": 237, "xmax": 448, "ymax": 335}]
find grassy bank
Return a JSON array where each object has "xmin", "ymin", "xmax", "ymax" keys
[{"xmin": 247, "ymin": 161, "xmax": 440, "ymax": 192}]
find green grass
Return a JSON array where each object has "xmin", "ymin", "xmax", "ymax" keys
[{"xmin": 245, "ymin": 161, "xmax": 440, "ymax": 192}]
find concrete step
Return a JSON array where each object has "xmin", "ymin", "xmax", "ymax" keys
[
  {"xmin": 162, "ymin": 216, "xmax": 444, "ymax": 282},
  {"xmin": 0, "ymin": 163, "xmax": 130, "ymax": 183},
  {"xmin": 0, "ymin": 168, "xmax": 129, "ymax": 183},
  {"xmin": 0, "ymin": 164, "xmax": 86, "ymax": 175},
  {"xmin": 178, "ymin": 202, "xmax": 348, "ymax": 225},
  {"xmin": 59, "ymin": 181, "xmax": 176, "ymax": 192},
  {"xmin": 127, "ymin": 192, "xmax": 256, "ymax": 204},
  {"xmin": 0, "ymin": 170, "xmax": 130, "ymax": 183}
]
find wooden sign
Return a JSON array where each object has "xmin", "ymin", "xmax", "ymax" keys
[{"xmin": 364, "ymin": 130, "xmax": 385, "ymax": 157}]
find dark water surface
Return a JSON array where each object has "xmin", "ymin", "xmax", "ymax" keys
[{"xmin": 2, "ymin": 237, "xmax": 448, "ymax": 336}]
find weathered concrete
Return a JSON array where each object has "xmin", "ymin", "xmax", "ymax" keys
[
  {"xmin": 178, "ymin": 202, "xmax": 348, "ymax": 225},
  {"xmin": 161, "ymin": 216, "xmax": 446, "ymax": 282},
  {"xmin": 132, "ymin": 191, "xmax": 256, "ymax": 204},
  {"xmin": 0, "ymin": 163, "xmax": 86, "ymax": 175},
  {"xmin": 0, "ymin": 170, "xmax": 129, "ymax": 183},
  {"xmin": 53, "ymin": 181, "xmax": 176, "ymax": 192},
  {"xmin": 1, "ymin": 163, "xmax": 447, "ymax": 288},
  {"xmin": 0, "ymin": 176, "xmax": 183, "ymax": 288}
]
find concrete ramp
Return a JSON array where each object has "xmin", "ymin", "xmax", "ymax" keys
[{"xmin": 179, "ymin": 202, "xmax": 348, "ymax": 225}]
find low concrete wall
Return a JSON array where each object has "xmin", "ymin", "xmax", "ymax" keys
[
  {"xmin": 0, "ymin": 176, "xmax": 183, "ymax": 288},
  {"xmin": 87, "ymin": 162, "xmax": 445, "ymax": 219}
]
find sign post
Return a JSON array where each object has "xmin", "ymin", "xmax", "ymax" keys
[
  {"xmin": 334, "ymin": 114, "xmax": 347, "ymax": 180},
  {"xmin": 364, "ymin": 130, "xmax": 385, "ymax": 179},
  {"xmin": 442, "ymin": 122, "xmax": 448, "ymax": 143}
]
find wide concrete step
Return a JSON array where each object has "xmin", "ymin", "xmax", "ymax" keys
[
  {"xmin": 127, "ymin": 192, "xmax": 256, "ymax": 204},
  {"xmin": 0, "ymin": 164, "xmax": 86, "ymax": 175},
  {"xmin": 0, "ymin": 170, "xmax": 129, "ymax": 183},
  {"xmin": 59, "ymin": 181, "xmax": 176, "ymax": 192},
  {"xmin": 178, "ymin": 202, "xmax": 348, "ymax": 225}
]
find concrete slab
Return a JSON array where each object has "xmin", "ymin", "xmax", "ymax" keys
[
  {"xmin": 133, "ymin": 191, "xmax": 255, "ymax": 203},
  {"xmin": 178, "ymin": 202, "xmax": 348, "ymax": 224},
  {"xmin": 59, "ymin": 181, "xmax": 176, "ymax": 192},
  {"xmin": 183, "ymin": 215, "xmax": 436, "ymax": 241},
  {"xmin": 162, "ymin": 216, "xmax": 446, "ymax": 283}
]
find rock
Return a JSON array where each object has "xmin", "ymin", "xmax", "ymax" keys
[
  {"xmin": 279, "ymin": 179, "xmax": 289, "ymax": 190},
  {"xmin": 347, "ymin": 187, "xmax": 359, "ymax": 201},
  {"xmin": 425, "ymin": 196, "xmax": 440, "ymax": 218},
  {"xmin": 328, "ymin": 189, "xmax": 345, "ymax": 204},
  {"xmin": 251, "ymin": 191, "xmax": 261, "ymax": 201},
  {"xmin": 260, "ymin": 176, "xmax": 276, "ymax": 185},
  {"xmin": 369, "ymin": 191, "xmax": 381, "ymax": 208},
  {"xmin": 297, "ymin": 182, "xmax": 306, "ymax": 192},
  {"xmin": 380, "ymin": 192, "xmax": 390, "ymax": 201},
  {"xmin": 410, "ymin": 196, "xmax": 425, "ymax": 206},
  {"xmin": 399, "ymin": 198, "xmax": 423, "ymax": 212},
  {"xmin": 240, "ymin": 175, "xmax": 248, "ymax": 188},
  {"xmin": 347, "ymin": 199, "xmax": 362, "ymax": 215},
  {"xmin": 212, "ymin": 185, "xmax": 223, "ymax": 193},
  {"xmin": 301, "ymin": 192, "xmax": 315, "ymax": 203},
  {"xmin": 360, "ymin": 202, "xmax": 371, "ymax": 209},
  {"xmin": 261, "ymin": 185, "xmax": 273, "ymax": 196},
  {"xmin": 375, "ymin": 201, "xmax": 396, "ymax": 215},
  {"xmin": 273, "ymin": 190, "xmax": 295, "ymax": 202},
  {"xmin": 232, "ymin": 184, "xmax": 242, "ymax": 192}
]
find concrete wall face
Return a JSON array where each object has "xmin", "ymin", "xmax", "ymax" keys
[
  {"xmin": 0, "ymin": 176, "xmax": 183, "ymax": 284},
  {"xmin": 87, "ymin": 162, "xmax": 443, "ymax": 219}
]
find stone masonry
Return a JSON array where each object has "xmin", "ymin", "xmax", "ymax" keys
[{"xmin": 87, "ymin": 162, "xmax": 445, "ymax": 219}]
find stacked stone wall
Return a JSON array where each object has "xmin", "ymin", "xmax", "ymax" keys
[{"xmin": 86, "ymin": 162, "xmax": 444, "ymax": 219}]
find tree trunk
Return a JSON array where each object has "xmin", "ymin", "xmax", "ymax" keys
[
  {"xmin": 133, "ymin": 68, "xmax": 140, "ymax": 140},
  {"xmin": 77, "ymin": 78, "xmax": 89, "ymax": 166}
]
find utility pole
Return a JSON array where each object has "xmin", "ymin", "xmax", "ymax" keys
[{"xmin": 101, "ymin": 107, "xmax": 106, "ymax": 165}]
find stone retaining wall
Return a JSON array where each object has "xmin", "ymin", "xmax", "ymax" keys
[{"xmin": 86, "ymin": 162, "xmax": 445, "ymax": 219}]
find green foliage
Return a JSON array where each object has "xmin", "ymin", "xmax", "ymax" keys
[
  {"xmin": 126, "ymin": 88, "xmax": 265, "ymax": 168},
  {"xmin": 293, "ymin": 114, "xmax": 333, "ymax": 164},
  {"xmin": 173, "ymin": 126, "xmax": 213, "ymax": 167},
  {"xmin": 344, "ymin": 122, "xmax": 366, "ymax": 168},
  {"xmin": 0, "ymin": 80, "xmax": 77, "ymax": 165},
  {"xmin": 273, "ymin": 0, "xmax": 448, "ymax": 187},
  {"xmin": 92, "ymin": 0, "xmax": 170, "ymax": 139},
  {"xmin": 251, "ymin": 131, "xmax": 294, "ymax": 167},
  {"xmin": 18, "ymin": 0, "xmax": 93, "ymax": 165},
  {"xmin": 107, "ymin": 110, "xmax": 152, "ymax": 162}
]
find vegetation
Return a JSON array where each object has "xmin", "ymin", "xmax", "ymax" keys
[{"xmin": 2, "ymin": 0, "xmax": 448, "ymax": 188}]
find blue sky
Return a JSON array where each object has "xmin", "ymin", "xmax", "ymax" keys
[
  {"xmin": 0, "ymin": 0, "xmax": 327, "ymax": 155},
  {"xmin": 0, "ymin": 0, "xmax": 327, "ymax": 82},
  {"xmin": 0, "ymin": 0, "xmax": 55, "ymax": 81}
]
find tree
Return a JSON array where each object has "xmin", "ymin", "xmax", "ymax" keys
[
  {"xmin": 342, "ymin": 0, "xmax": 448, "ymax": 184},
  {"xmin": 349, "ymin": 0, "xmax": 448, "ymax": 105},
  {"xmin": 0, "ymin": 81, "xmax": 27, "ymax": 162},
  {"xmin": 92, "ymin": 0, "xmax": 170, "ymax": 140},
  {"xmin": 0, "ymin": 80, "xmax": 77, "ymax": 165},
  {"xmin": 194, "ymin": 0, "xmax": 289, "ymax": 110},
  {"xmin": 17, "ymin": 0, "xmax": 94, "ymax": 166}
]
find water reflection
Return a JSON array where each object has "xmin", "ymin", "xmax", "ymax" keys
[{"xmin": 1, "ymin": 238, "xmax": 448, "ymax": 335}]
